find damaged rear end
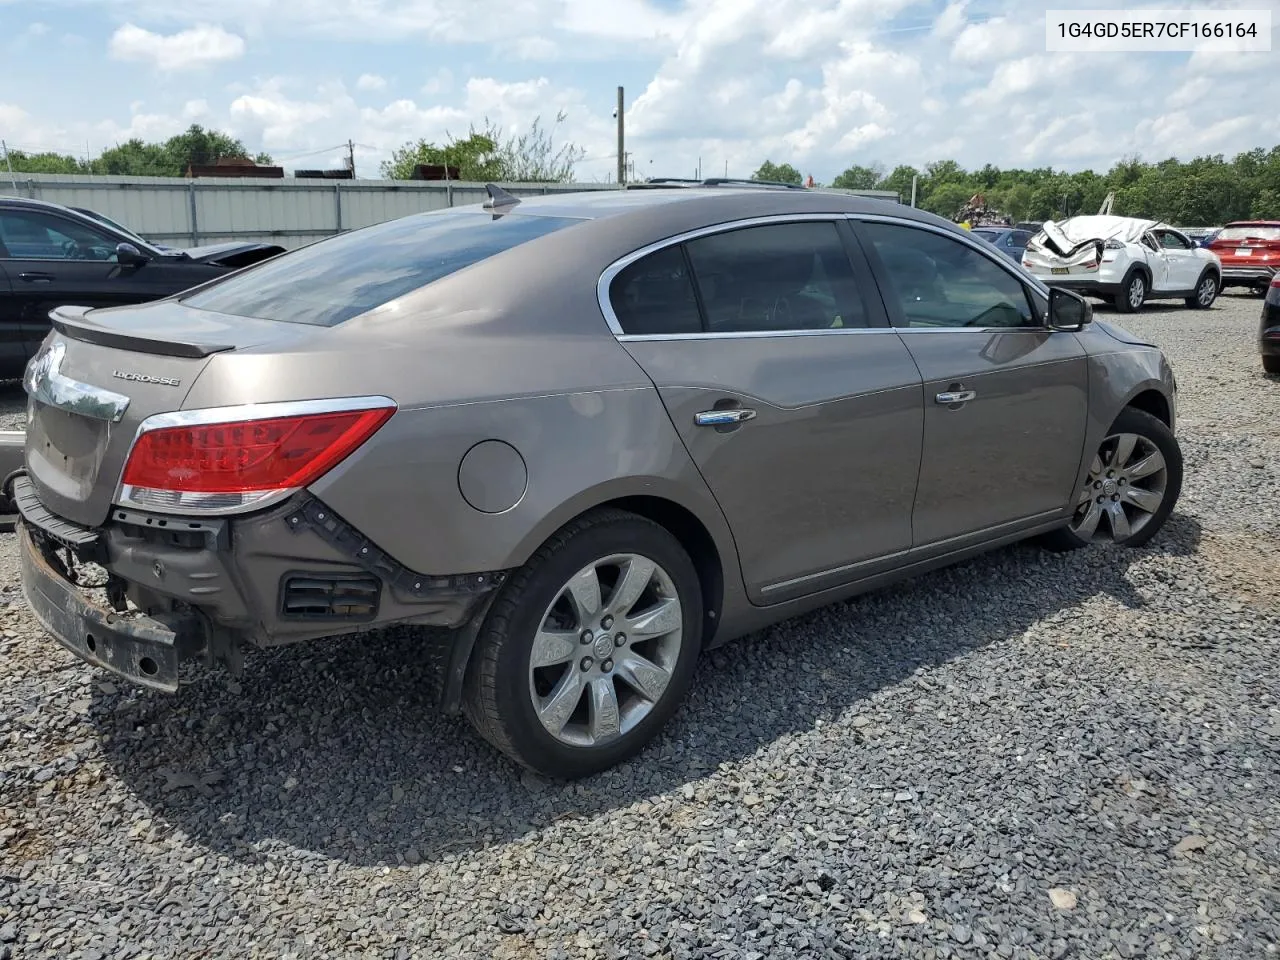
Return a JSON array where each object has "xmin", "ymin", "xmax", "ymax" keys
[{"xmin": 12, "ymin": 303, "xmax": 484, "ymax": 693}]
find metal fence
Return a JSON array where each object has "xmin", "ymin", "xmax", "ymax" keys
[{"xmin": 0, "ymin": 173, "xmax": 901, "ymax": 250}]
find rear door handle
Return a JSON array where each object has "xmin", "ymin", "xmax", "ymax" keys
[
  {"xmin": 18, "ymin": 272, "xmax": 53, "ymax": 283},
  {"xmin": 694, "ymin": 408, "xmax": 757, "ymax": 426},
  {"xmin": 935, "ymin": 390, "xmax": 976, "ymax": 405}
]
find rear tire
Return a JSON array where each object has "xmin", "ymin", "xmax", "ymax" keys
[
  {"xmin": 1115, "ymin": 270, "xmax": 1146, "ymax": 313},
  {"xmin": 1264, "ymin": 355, "xmax": 1280, "ymax": 375},
  {"xmin": 462, "ymin": 508, "xmax": 703, "ymax": 779},
  {"xmin": 1185, "ymin": 272, "xmax": 1219, "ymax": 309},
  {"xmin": 1042, "ymin": 407, "xmax": 1182, "ymax": 552}
]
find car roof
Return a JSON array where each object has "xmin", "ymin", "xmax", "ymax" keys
[
  {"xmin": 0, "ymin": 196, "xmax": 82, "ymax": 215},
  {"xmin": 1222, "ymin": 220, "xmax": 1280, "ymax": 226},
  {"xmin": 483, "ymin": 185, "xmax": 941, "ymax": 226}
]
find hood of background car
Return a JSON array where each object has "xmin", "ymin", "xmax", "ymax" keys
[{"xmin": 174, "ymin": 241, "xmax": 287, "ymax": 268}]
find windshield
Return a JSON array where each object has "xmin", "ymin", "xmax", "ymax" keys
[
  {"xmin": 1216, "ymin": 225, "xmax": 1280, "ymax": 242},
  {"xmin": 73, "ymin": 208, "xmax": 157, "ymax": 249},
  {"xmin": 182, "ymin": 209, "xmax": 580, "ymax": 327},
  {"xmin": 971, "ymin": 229, "xmax": 1001, "ymax": 240}
]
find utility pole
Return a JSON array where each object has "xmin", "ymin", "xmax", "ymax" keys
[
  {"xmin": 616, "ymin": 86, "xmax": 625, "ymax": 187},
  {"xmin": 910, "ymin": 174, "xmax": 918, "ymax": 207},
  {"xmin": 2, "ymin": 140, "xmax": 16, "ymax": 192},
  {"xmin": 347, "ymin": 139, "xmax": 356, "ymax": 178}
]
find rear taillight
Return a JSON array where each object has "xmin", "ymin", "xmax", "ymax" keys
[{"xmin": 118, "ymin": 397, "xmax": 395, "ymax": 515}]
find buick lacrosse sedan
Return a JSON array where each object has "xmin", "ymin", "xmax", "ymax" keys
[{"xmin": 11, "ymin": 183, "xmax": 1181, "ymax": 778}]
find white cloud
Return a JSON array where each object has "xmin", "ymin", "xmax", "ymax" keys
[
  {"xmin": 356, "ymin": 73, "xmax": 387, "ymax": 92},
  {"xmin": 108, "ymin": 23, "xmax": 246, "ymax": 71}
]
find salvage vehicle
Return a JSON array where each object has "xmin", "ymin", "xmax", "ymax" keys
[
  {"xmin": 11, "ymin": 185, "xmax": 1183, "ymax": 778},
  {"xmin": 1206, "ymin": 221, "xmax": 1280, "ymax": 294},
  {"xmin": 0, "ymin": 197, "xmax": 284, "ymax": 379},
  {"xmin": 1022, "ymin": 215, "xmax": 1221, "ymax": 313},
  {"xmin": 1261, "ymin": 274, "xmax": 1280, "ymax": 374}
]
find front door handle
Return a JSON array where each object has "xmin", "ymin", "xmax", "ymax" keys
[
  {"xmin": 935, "ymin": 390, "xmax": 977, "ymax": 405},
  {"xmin": 694, "ymin": 408, "xmax": 757, "ymax": 427},
  {"xmin": 18, "ymin": 272, "xmax": 53, "ymax": 283}
]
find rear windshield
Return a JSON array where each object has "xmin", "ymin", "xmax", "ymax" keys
[
  {"xmin": 1217, "ymin": 225, "xmax": 1280, "ymax": 242},
  {"xmin": 181, "ymin": 209, "xmax": 579, "ymax": 326}
]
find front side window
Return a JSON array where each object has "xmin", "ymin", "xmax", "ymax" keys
[
  {"xmin": 683, "ymin": 221, "xmax": 867, "ymax": 333},
  {"xmin": 0, "ymin": 211, "xmax": 118, "ymax": 261},
  {"xmin": 183, "ymin": 210, "xmax": 579, "ymax": 327},
  {"xmin": 861, "ymin": 221, "xmax": 1036, "ymax": 329},
  {"xmin": 1155, "ymin": 229, "xmax": 1192, "ymax": 250}
]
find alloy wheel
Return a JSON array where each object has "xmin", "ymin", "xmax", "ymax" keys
[
  {"xmin": 1128, "ymin": 276, "xmax": 1145, "ymax": 310},
  {"xmin": 1197, "ymin": 276, "xmax": 1216, "ymax": 306},
  {"xmin": 1069, "ymin": 432, "xmax": 1168, "ymax": 544},
  {"xmin": 528, "ymin": 553, "xmax": 683, "ymax": 748}
]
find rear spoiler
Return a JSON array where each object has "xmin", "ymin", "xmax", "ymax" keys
[{"xmin": 49, "ymin": 305, "xmax": 236, "ymax": 360}]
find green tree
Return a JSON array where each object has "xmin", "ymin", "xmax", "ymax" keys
[
  {"xmin": 751, "ymin": 160, "xmax": 803, "ymax": 185},
  {"xmin": 3, "ymin": 149, "xmax": 88, "ymax": 174},
  {"xmin": 382, "ymin": 114, "xmax": 584, "ymax": 183},
  {"xmin": 831, "ymin": 164, "xmax": 883, "ymax": 190},
  {"xmin": 922, "ymin": 183, "xmax": 972, "ymax": 218},
  {"xmin": 89, "ymin": 125, "xmax": 268, "ymax": 176},
  {"xmin": 877, "ymin": 165, "xmax": 920, "ymax": 203}
]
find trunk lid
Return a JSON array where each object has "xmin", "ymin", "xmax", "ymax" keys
[{"xmin": 25, "ymin": 301, "xmax": 306, "ymax": 528}]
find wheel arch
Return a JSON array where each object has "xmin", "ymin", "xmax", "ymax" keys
[
  {"xmin": 1124, "ymin": 387, "xmax": 1172, "ymax": 427},
  {"xmin": 438, "ymin": 480, "xmax": 738, "ymax": 715}
]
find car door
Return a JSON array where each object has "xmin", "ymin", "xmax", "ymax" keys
[
  {"xmin": 0, "ymin": 208, "xmax": 149, "ymax": 357},
  {"xmin": 0, "ymin": 260, "xmax": 27, "ymax": 380},
  {"xmin": 1140, "ymin": 231, "xmax": 1176, "ymax": 292},
  {"xmin": 603, "ymin": 217, "xmax": 925, "ymax": 604},
  {"xmin": 1153, "ymin": 228, "xmax": 1202, "ymax": 289},
  {"xmin": 853, "ymin": 217, "xmax": 1088, "ymax": 547}
]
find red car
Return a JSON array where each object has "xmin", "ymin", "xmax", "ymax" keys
[{"xmin": 1208, "ymin": 221, "xmax": 1280, "ymax": 294}]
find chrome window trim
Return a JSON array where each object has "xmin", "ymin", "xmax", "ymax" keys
[
  {"xmin": 596, "ymin": 213, "xmax": 858, "ymax": 339},
  {"xmin": 23, "ymin": 340, "xmax": 131, "ymax": 422},
  {"xmin": 596, "ymin": 211, "xmax": 1058, "ymax": 342},
  {"xmin": 113, "ymin": 395, "xmax": 397, "ymax": 517}
]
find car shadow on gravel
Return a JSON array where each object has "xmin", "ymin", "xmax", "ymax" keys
[{"xmin": 88, "ymin": 514, "xmax": 1202, "ymax": 868}]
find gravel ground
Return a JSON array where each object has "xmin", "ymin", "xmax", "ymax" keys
[{"xmin": 1, "ymin": 294, "xmax": 1278, "ymax": 960}]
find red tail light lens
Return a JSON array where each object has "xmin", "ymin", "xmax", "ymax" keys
[{"xmin": 119, "ymin": 400, "xmax": 395, "ymax": 514}]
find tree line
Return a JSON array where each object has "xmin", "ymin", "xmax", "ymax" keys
[
  {"xmin": 8, "ymin": 119, "xmax": 1280, "ymax": 225},
  {"xmin": 754, "ymin": 149, "xmax": 1280, "ymax": 225},
  {"xmin": 4, "ymin": 125, "xmax": 272, "ymax": 178}
]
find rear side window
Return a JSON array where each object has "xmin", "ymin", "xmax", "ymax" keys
[
  {"xmin": 684, "ymin": 221, "xmax": 867, "ymax": 333},
  {"xmin": 609, "ymin": 245, "xmax": 703, "ymax": 336},
  {"xmin": 182, "ymin": 210, "xmax": 579, "ymax": 327}
]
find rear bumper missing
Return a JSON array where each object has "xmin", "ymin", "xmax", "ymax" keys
[
  {"xmin": 12, "ymin": 471, "xmax": 510, "ymax": 698},
  {"xmin": 19, "ymin": 523, "xmax": 198, "ymax": 692}
]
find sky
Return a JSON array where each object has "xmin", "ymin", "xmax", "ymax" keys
[{"xmin": 1, "ymin": 0, "xmax": 1278, "ymax": 183}]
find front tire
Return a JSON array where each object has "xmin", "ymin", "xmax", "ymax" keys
[
  {"xmin": 1115, "ymin": 270, "xmax": 1147, "ymax": 313},
  {"xmin": 462, "ymin": 508, "xmax": 703, "ymax": 779},
  {"xmin": 1042, "ymin": 407, "xmax": 1182, "ymax": 552},
  {"xmin": 1185, "ymin": 272, "xmax": 1219, "ymax": 309},
  {"xmin": 1264, "ymin": 355, "xmax": 1280, "ymax": 375}
]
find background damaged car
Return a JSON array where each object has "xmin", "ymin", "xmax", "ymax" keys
[{"xmin": 1022, "ymin": 214, "xmax": 1221, "ymax": 314}]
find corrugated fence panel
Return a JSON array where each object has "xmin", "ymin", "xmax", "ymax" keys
[{"xmin": 1, "ymin": 174, "xmax": 897, "ymax": 251}]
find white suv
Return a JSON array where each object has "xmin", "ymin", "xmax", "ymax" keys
[{"xmin": 1022, "ymin": 215, "xmax": 1222, "ymax": 313}]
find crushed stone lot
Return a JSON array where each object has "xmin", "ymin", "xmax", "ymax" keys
[{"xmin": 1, "ymin": 294, "xmax": 1278, "ymax": 960}]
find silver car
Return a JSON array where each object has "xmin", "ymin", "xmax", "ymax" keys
[{"xmin": 10, "ymin": 185, "xmax": 1182, "ymax": 778}]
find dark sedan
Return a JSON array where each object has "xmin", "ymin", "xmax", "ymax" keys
[
  {"xmin": 1262, "ymin": 274, "xmax": 1280, "ymax": 374},
  {"xmin": 0, "ymin": 197, "xmax": 283, "ymax": 379},
  {"xmin": 971, "ymin": 226, "xmax": 1034, "ymax": 264}
]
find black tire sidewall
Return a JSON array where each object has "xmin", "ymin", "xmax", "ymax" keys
[
  {"xmin": 1186, "ymin": 271, "xmax": 1218, "ymax": 309},
  {"xmin": 478, "ymin": 517, "xmax": 703, "ymax": 778},
  {"xmin": 1117, "ymin": 270, "xmax": 1145, "ymax": 313}
]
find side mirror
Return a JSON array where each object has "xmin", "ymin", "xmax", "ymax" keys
[
  {"xmin": 1048, "ymin": 286, "xmax": 1091, "ymax": 331},
  {"xmin": 115, "ymin": 242, "xmax": 150, "ymax": 267}
]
